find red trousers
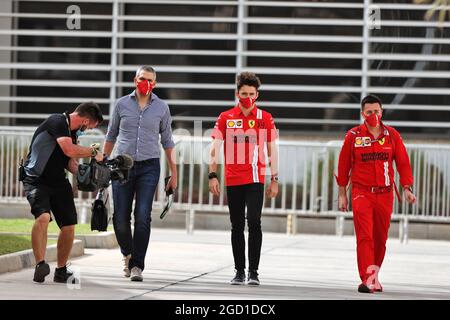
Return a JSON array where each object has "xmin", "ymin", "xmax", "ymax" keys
[{"xmin": 352, "ymin": 186, "xmax": 393, "ymax": 284}]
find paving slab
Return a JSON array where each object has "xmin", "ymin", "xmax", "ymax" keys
[{"xmin": 0, "ymin": 229, "xmax": 449, "ymax": 300}]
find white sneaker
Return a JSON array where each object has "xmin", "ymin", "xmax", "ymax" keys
[
  {"xmin": 123, "ymin": 254, "xmax": 131, "ymax": 278},
  {"xmin": 130, "ymin": 267, "xmax": 143, "ymax": 282}
]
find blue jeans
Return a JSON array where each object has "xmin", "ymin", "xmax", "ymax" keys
[{"xmin": 112, "ymin": 158, "xmax": 160, "ymax": 271}]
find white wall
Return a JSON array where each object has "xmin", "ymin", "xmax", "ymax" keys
[{"xmin": 0, "ymin": 0, "xmax": 12, "ymax": 126}]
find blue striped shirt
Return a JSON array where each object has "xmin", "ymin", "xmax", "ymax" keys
[{"xmin": 105, "ymin": 90, "xmax": 175, "ymax": 161}]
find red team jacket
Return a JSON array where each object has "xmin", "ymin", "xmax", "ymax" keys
[
  {"xmin": 211, "ymin": 105, "xmax": 278, "ymax": 187},
  {"xmin": 336, "ymin": 122, "xmax": 413, "ymax": 189}
]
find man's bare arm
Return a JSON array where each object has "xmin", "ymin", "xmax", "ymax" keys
[
  {"xmin": 66, "ymin": 158, "xmax": 79, "ymax": 175},
  {"xmin": 208, "ymin": 139, "xmax": 223, "ymax": 196},
  {"xmin": 209, "ymin": 139, "xmax": 222, "ymax": 174},
  {"xmin": 103, "ymin": 141, "xmax": 115, "ymax": 158},
  {"xmin": 164, "ymin": 147, "xmax": 178, "ymax": 190},
  {"xmin": 267, "ymin": 140, "xmax": 278, "ymax": 176},
  {"xmin": 57, "ymin": 137, "xmax": 95, "ymax": 158}
]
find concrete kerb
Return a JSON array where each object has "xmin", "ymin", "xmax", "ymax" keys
[
  {"xmin": 0, "ymin": 239, "xmax": 84, "ymax": 274},
  {"xmin": 0, "ymin": 231, "xmax": 118, "ymax": 249},
  {"xmin": 75, "ymin": 231, "xmax": 118, "ymax": 249}
]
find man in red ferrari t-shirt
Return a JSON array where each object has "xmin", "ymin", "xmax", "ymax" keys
[
  {"xmin": 209, "ymin": 72, "xmax": 279, "ymax": 286},
  {"xmin": 336, "ymin": 94, "xmax": 416, "ymax": 293}
]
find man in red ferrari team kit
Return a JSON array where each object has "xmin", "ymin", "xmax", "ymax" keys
[
  {"xmin": 209, "ymin": 72, "xmax": 279, "ymax": 286},
  {"xmin": 336, "ymin": 94, "xmax": 417, "ymax": 293}
]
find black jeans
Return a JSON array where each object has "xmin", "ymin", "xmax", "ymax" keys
[{"xmin": 226, "ymin": 183, "xmax": 264, "ymax": 271}]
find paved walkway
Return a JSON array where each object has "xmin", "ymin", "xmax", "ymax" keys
[{"xmin": 1, "ymin": 228, "xmax": 450, "ymax": 300}]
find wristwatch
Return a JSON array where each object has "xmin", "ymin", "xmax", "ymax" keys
[
  {"xmin": 271, "ymin": 175, "xmax": 279, "ymax": 182},
  {"xmin": 91, "ymin": 147, "xmax": 98, "ymax": 158},
  {"xmin": 208, "ymin": 172, "xmax": 218, "ymax": 180},
  {"xmin": 403, "ymin": 185, "xmax": 413, "ymax": 192}
]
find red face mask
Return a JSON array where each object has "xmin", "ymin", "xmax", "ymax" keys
[
  {"xmin": 364, "ymin": 113, "xmax": 381, "ymax": 127},
  {"xmin": 137, "ymin": 80, "xmax": 153, "ymax": 96},
  {"xmin": 239, "ymin": 96, "xmax": 256, "ymax": 109}
]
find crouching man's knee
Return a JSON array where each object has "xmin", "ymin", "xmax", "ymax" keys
[{"xmin": 35, "ymin": 212, "xmax": 51, "ymax": 225}]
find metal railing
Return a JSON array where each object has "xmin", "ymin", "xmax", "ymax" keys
[
  {"xmin": 167, "ymin": 136, "xmax": 450, "ymax": 226},
  {"xmin": 166, "ymin": 136, "xmax": 450, "ymax": 242},
  {"xmin": 0, "ymin": 128, "xmax": 167, "ymax": 222},
  {"xmin": 0, "ymin": 129, "xmax": 114, "ymax": 212},
  {"xmin": 2, "ymin": 130, "xmax": 449, "ymax": 242}
]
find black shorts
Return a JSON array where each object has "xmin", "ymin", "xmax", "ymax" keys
[{"xmin": 23, "ymin": 178, "xmax": 77, "ymax": 228}]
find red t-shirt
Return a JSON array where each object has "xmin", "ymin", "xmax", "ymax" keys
[
  {"xmin": 336, "ymin": 123, "xmax": 413, "ymax": 188},
  {"xmin": 211, "ymin": 105, "xmax": 278, "ymax": 187}
]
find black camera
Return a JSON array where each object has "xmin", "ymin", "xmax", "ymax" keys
[{"xmin": 77, "ymin": 154, "xmax": 134, "ymax": 192}]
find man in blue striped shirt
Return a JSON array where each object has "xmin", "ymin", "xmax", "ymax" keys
[{"xmin": 103, "ymin": 66, "xmax": 177, "ymax": 282}]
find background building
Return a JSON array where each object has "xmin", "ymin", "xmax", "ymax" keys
[{"xmin": 0, "ymin": 0, "xmax": 449, "ymax": 136}]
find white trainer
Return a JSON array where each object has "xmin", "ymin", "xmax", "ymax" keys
[
  {"xmin": 123, "ymin": 254, "xmax": 131, "ymax": 278},
  {"xmin": 130, "ymin": 267, "xmax": 143, "ymax": 282}
]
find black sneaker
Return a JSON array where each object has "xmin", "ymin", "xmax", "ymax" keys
[
  {"xmin": 33, "ymin": 261, "xmax": 50, "ymax": 283},
  {"xmin": 358, "ymin": 283, "xmax": 374, "ymax": 293},
  {"xmin": 54, "ymin": 265, "xmax": 77, "ymax": 284},
  {"xmin": 230, "ymin": 270, "xmax": 245, "ymax": 285},
  {"xmin": 247, "ymin": 270, "xmax": 260, "ymax": 286}
]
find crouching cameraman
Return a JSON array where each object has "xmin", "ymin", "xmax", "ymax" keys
[{"xmin": 21, "ymin": 102, "xmax": 103, "ymax": 284}]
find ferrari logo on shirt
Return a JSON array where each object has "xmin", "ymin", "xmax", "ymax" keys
[
  {"xmin": 248, "ymin": 120, "xmax": 255, "ymax": 128},
  {"xmin": 378, "ymin": 137, "xmax": 385, "ymax": 145},
  {"xmin": 355, "ymin": 137, "xmax": 372, "ymax": 147}
]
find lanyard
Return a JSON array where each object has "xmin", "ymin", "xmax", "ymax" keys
[
  {"xmin": 63, "ymin": 112, "xmax": 71, "ymax": 136},
  {"xmin": 63, "ymin": 112, "xmax": 77, "ymax": 144}
]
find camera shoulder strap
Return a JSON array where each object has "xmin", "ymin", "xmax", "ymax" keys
[
  {"xmin": 63, "ymin": 112, "xmax": 77, "ymax": 144},
  {"xmin": 63, "ymin": 112, "xmax": 70, "ymax": 135}
]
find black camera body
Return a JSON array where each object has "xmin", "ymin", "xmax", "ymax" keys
[{"xmin": 77, "ymin": 154, "xmax": 133, "ymax": 192}]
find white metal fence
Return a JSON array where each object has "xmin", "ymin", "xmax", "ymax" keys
[
  {"xmin": 0, "ymin": 128, "xmax": 114, "ymax": 207},
  {"xmin": 171, "ymin": 136, "xmax": 450, "ymax": 227},
  {"xmin": 1, "ymin": 129, "xmax": 450, "ymax": 240}
]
